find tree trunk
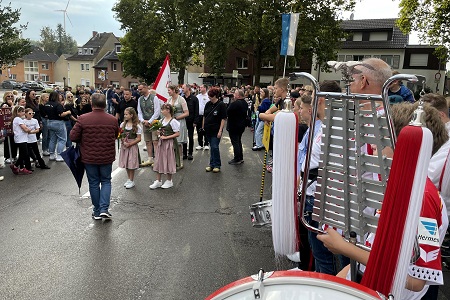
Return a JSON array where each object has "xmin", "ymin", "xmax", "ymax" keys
[
  {"xmin": 178, "ymin": 68, "xmax": 185, "ymax": 84},
  {"xmin": 254, "ymin": 42, "xmax": 262, "ymax": 86}
]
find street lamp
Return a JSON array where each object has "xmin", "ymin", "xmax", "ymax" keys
[{"xmin": 63, "ymin": 77, "xmax": 66, "ymax": 88}]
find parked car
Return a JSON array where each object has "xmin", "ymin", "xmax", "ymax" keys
[
  {"xmin": 20, "ymin": 81, "xmax": 45, "ymax": 92},
  {"xmin": 1, "ymin": 80, "xmax": 22, "ymax": 90}
]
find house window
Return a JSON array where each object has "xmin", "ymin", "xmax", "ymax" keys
[
  {"xmin": 261, "ymin": 59, "xmax": 274, "ymax": 69},
  {"xmin": 364, "ymin": 55, "xmax": 371, "ymax": 59},
  {"xmin": 369, "ymin": 32, "xmax": 388, "ymax": 41},
  {"xmin": 85, "ymin": 63, "xmax": 90, "ymax": 71},
  {"xmin": 392, "ymin": 55, "xmax": 400, "ymax": 69},
  {"xmin": 345, "ymin": 55, "xmax": 353, "ymax": 61},
  {"xmin": 89, "ymin": 48, "xmax": 94, "ymax": 55},
  {"xmin": 78, "ymin": 48, "xmax": 83, "ymax": 55},
  {"xmin": 25, "ymin": 61, "xmax": 38, "ymax": 72},
  {"xmin": 41, "ymin": 63, "xmax": 49, "ymax": 70},
  {"xmin": 410, "ymin": 54, "xmax": 428, "ymax": 67},
  {"xmin": 236, "ymin": 57, "xmax": 248, "ymax": 69},
  {"xmin": 380, "ymin": 55, "xmax": 400, "ymax": 69},
  {"xmin": 352, "ymin": 32, "xmax": 363, "ymax": 41},
  {"xmin": 353, "ymin": 55, "xmax": 364, "ymax": 61},
  {"xmin": 337, "ymin": 55, "xmax": 345, "ymax": 62},
  {"xmin": 84, "ymin": 48, "xmax": 88, "ymax": 54},
  {"xmin": 86, "ymin": 80, "xmax": 90, "ymax": 87},
  {"xmin": 116, "ymin": 45, "xmax": 122, "ymax": 53},
  {"xmin": 81, "ymin": 64, "xmax": 85, "ymax": 71},
  {"xmin": 10, "ymin": 74, "xmax": 17, "ymax": 80},
  {"xmin": 40, "ymin": 74, "xmax": 50, "ymax": 82},
  {"xmin": 112, "ymin": 62, "xmax": 117, "ymax": 71},
  {"xmin": 111, "ymin": 81, "xmax": 119, "ymax": 87},
  {"xmin": 287, "ymin": 58, "xmax": 301, "ymax": 68}
]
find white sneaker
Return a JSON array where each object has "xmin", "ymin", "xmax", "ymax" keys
[
  {"xmin": 5, "ymin": 158, "xmax": 12, "ymax": 164},
  {"xmin": 124, "ymin": 179, "xmax": 132, "ymax": 187},
  {"xmin": 195, "ymin": 145, "xmax": 203, "ymax": 150},
  {"xmin": 161, "ymin": 180, "xmax": 173, "ymax": 189},
  {"xmin": 143, "ymin": 147, "xmax": 147, "ymax": 151},
  {"xmin": 0, "ymin": 176, "xmax": 4, "ymax": 181},
  {"xmin": 56, "ymin": 155, "xmax": 64, "ymax": 162},
  {"xmin": 49, "ymin": 154, "xmax": 56, "ymax": 161},
  {"xmin": 42, "ymin": 151, "xmax": 50, "ymax": 156},
  {"xmin": 149, "ymin": 180, "xmax": 162, "ymax": 189},
  {"xmin": 125, "ymin": 181, "xmax": 135, "ymax": 189},
  {"xmin": 204, "ymin": 145, "xmax": 210, "ymax": 150},
  {"xmin": 286, "ymin": 252, "xmax": 301, "ymax": 263}
]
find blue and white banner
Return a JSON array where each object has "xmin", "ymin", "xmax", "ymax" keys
[{"xmin": 280, "ymin": 13, "xmax": 300, "ymax": 56}]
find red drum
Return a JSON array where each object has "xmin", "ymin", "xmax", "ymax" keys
[{"xmin": 206, "ymin": 271, "xmax": 384, "ymax": 300}]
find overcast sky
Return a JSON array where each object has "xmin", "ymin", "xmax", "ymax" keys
[{"xmin": 12, "ymin": 0, "xmax": 418, "ymax": 46}]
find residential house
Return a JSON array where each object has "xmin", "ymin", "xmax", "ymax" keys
[
  {"xmin": 93, "ymin": 42, "xmax": 140, "ymax": 89},
  {"xmin": 1, "ymin": 46, "xmax": 58, "ymax": 83},
  {"xmin": 65, "ymin": 31, "xmax": 119, "ymax": 88},
  {"xmin": 312, "ymin": 18, "xmax": 447, "ymax": 94},
  {"xmin": 54, "ymin": 54, "xmax": 72, "ymax": 86}
]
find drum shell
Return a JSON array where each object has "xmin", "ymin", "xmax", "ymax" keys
[{"xmin": 206, "ymin": 271, "xmax": 384, "ymax": 300}]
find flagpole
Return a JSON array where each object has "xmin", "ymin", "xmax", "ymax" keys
[{"xmin": 283, "ymin": 5, "xmax": 293, "ymax": 78}]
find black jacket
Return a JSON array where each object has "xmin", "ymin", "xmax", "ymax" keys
[
  {"xmin": 183, "ymin": 93, "xmax": 199, "ymax": 123},
  {"xmin": 226, "ymin": 98, "xmax": 248, "ymax": 132}
]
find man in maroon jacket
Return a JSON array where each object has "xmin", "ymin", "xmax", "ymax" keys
[{"xmin": 70, "ymin": 93, "xmax": 119, "ymax": 220}]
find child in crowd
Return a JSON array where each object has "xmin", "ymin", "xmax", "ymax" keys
[
  {"xmin": 24, "ymin": 108, "xmax": 50, "ymax": 170},
  {"xmin": 118, "ymin": 107, "xmax": 142, "ymax": 189},
  {"xmin": 10, "ymin": 106, "xmax": 34, "ymax": 175},
  {"xmin": 150, "ymin": 103, "xmax": 180, "ymax": 189}
]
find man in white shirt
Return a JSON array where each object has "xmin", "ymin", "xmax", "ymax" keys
[{"xmin": 195, "ymin": 84, "xmax": 210, "ymax": 150}]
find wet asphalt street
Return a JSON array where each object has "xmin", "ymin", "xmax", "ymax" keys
[
  {"xmin": 0, "ymin": 126, "xmax": 448, "ymax": 299},
  {"xmin": 0, "ymin": 130, "xmax": 291, "ymax": 299}
]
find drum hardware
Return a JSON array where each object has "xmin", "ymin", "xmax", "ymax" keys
[{"xmin": 250, "ymin": 200, "xmax": 273, "ymax": 227}]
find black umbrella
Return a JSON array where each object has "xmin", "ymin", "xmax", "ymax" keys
[{"xmin": 60, "ymin": 144, "xmax": 85, "ymax": 194}]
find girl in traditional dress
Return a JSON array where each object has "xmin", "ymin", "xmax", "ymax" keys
[
  {"xmin": 118, "ymin": 107, "xmax": 142, "ymax": 189},
  {"xmin": 150, "ymin": 103, "xmax": 180, "ymax": 189}
]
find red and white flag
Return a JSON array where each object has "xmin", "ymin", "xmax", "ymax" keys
[{"xmin": 153, "ymin": 54, "xmax": 171, "ymax": 102}]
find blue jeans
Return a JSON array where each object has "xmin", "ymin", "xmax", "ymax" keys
[
  {"xmin": 65, "ymin": 120, "xmax": 73, "ymax": 148},
  {"xmin": 254, "ymin": 120, "xmax": 264, "ymax": 148},
  {"xmin": 47, "ymin": 120, "xmax": 67, "ymax": 155},
  {"xmin": 305, "ymin": 195, "xmax": 339, "ymax": 275},
  {"xmin": 85, "ymin": 163, "xmax": 113, "ymax": 216},
  {"xmin": 41, "ymin": 117, "xmax": 49, "ymax": 152},
  {"xmin": 206, "ymin": 134, "xmax": 221, "ymax": 168}
]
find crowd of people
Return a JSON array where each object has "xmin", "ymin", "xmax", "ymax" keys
[{"xmin": 1, "ymin": 61, "xmax": 450, "ymax": 297}]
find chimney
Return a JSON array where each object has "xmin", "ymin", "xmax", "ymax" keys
[{"xmin": 93, "ymin": 31, "xmax": 98, "ymax": 38}]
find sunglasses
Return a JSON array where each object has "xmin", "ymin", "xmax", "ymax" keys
[{"xmin": 67, "ymin": 96, "xmax": 73, "ymax": 98}]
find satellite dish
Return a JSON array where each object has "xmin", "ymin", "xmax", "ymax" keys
[{"xmin": 350, "ymin": 13, "xmax": 354, "ymax": 20}]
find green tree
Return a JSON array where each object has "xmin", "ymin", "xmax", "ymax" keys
[
  {"xmin": 39, "ymin": 24, "xmax": 78, "ymax": 56},
  {"xmin": 113, "ymin": 0, "xmax": 205, "ymax": 84},
  {"xmin": 0, "ymin": 1, "xmax": 32, "ymax": 66},
  {"xmin": 397, "ymin": 0, "xmax": 450, "ymax": 62},
  {"xmin": 201, "ymin": 0, "xmax": 355, "ymax": 84},
  {"xmin": 117, "ymin": 34, "xmax": 163, "ymax": 83},
  {"xmin": 113, "ymin": 0, "xmax": 354, "ymax": 85}
]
